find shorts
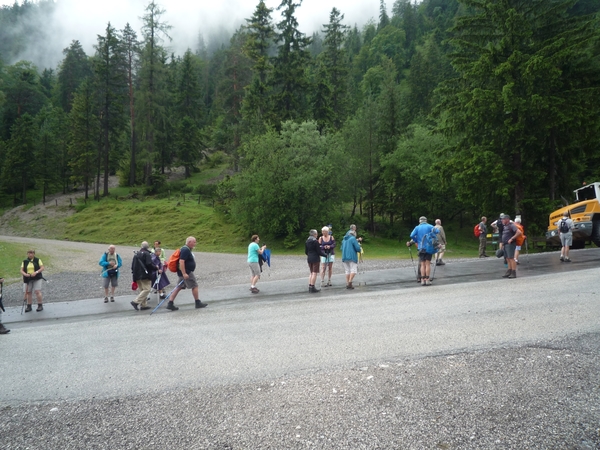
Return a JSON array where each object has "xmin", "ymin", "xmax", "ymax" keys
[
  {"xmin": 308, "ymin": 262, "xmax": 320, "ymax": 274},
  {"xmin": 23, "ymin": 279, "xmax": 42, "ymax": 293},
  {"xmin": 515, "ymin": 245, "xmax": 522, "ymax": 251},
  {"xmin": 418, "ymin": 251, "xmax": 433, "ymax": 262},
  {"xmin": 248, "ymin": 262, "xmax": 261, "ymax": 278},
  {"xmin": 438, "ymin": 244, "xmax": 446, "ymax": 252},
  {"xmin": 177, "ymin": 271, "xmax": 198, "ymax": 289},
  {"xmin": 560, "ymin": 232, "xmax": 572, "ymax": 247},
  {"xmin": 102, "ymin": 276, "xmax": 118, "ymax": 288},
  {"xmin": 320, "ymin": 255, "xmax": 335, "ymax": 264},
  {"xmin": 343, "ymin": 261, "xmax": 358, "ymax": 274},
  {"xmin": 503, "ymin": 243, "xmax": 516, "ymax": 259}
]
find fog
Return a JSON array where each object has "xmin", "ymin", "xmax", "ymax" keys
[{"xmin": 2, "ymin": 0, "xmax": 381, "ymax": 69}]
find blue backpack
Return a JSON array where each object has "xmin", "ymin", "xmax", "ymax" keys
[{"xmin": 420, "ymin": 230, "xmax": 441, "ymax": 254}]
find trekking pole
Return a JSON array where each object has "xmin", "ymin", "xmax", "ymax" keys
[
  {"xmin": 408, "ymin": 245, "xmax": 418, "ymax": 281},
  {"xmin": 150, "ymin": 279, "xmax": 184, "ymax": 315},
  {"xmin": 430, "ymin": 257, "xmax": 437, "ymax": 282}
]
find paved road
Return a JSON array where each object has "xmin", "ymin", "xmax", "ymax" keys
[{"xmin": 2, "ymin": 249, "xmax": 599, "ymax": 449}]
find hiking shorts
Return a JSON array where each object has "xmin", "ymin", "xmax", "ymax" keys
[
  {"xmin": 103, "ymin": 275, "xmax": 118, "ymax": 288},
  {"xmin": 308, "ymin": 262, "xmax": 320, "ymax": 274},
  {"xmin": 560, "ymin": 232, "xmax": 572, "ymax": 247},
  {"xmin": 178, "ymin": 271, "xmax": 198, "ymax": 289},
  {"xmin": 418, "ymin": 251, "xmax": 433, "ymax": 262},
  {"xmin": 23, "ymin": 279, "xmax": 42, "ymax": 293},
  {"xmin": 248, "ymin": 262, "xmax": 261, "ymax": 278},
  {"xmin": 320, "ymin": 255, "xmax": 335, "ymax": 264},
  {"xmin": 343, "ymin": 261, "xmax": 358, "ymax": 274},
  {"xmin": 503, "ymin": 243, "xmax": 516, "ymax": 259}
]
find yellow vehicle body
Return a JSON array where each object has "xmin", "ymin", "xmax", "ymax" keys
[{"xmin": 546, "ymin": 182, "xmax": 600, "ymax": 248}]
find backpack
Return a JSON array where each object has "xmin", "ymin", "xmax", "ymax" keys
[
  {"xmin": 474, "ymin": 224, "xmax": 481, "ymax": 238},
  {"xmin": 421, "ymin": 229, "xmax": 441, "ymax": 254},
  {"xmin": 167, "ymin": 248, "xmax": 181, "ymax": 272},
  {"xmin": 515, "ymin": 223, "xmax": 526, "ymax": 246},
  {"xmin": 559, "ymin": 219, "xmax": 570, "ymax": 233}
]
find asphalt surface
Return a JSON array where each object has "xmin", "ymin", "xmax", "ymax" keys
[{"xmin": 1, "ymin": 249, "xmax": 600, "ymax": 449}]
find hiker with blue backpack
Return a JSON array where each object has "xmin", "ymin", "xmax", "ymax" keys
[{"xmin": 407, "ymin": 216, "xmax": 440, "ymax": 286}]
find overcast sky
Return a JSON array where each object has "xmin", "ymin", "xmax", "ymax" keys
[{"xmin": 3, "ymin": 0, "xmax": 382, "ymax": 68}]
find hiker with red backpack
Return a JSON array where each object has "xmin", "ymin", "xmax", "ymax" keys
[
  {"xmin": 513, "ymin": 217, "xmax": 526, "ymax": 264},
  {"xmin": 476, "ymin": 216, "xmax": 489, "ymax": 258},
  {"xmin": 165, "ymin": 236, "xmax": 208, "ymax": 311}
]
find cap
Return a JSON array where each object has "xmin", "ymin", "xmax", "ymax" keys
[
  {"xmin": 419, "ymin": 216, "xmax": 427, "ymax": 223},
  {"xmin": 503, "ymin": 214, "xmax": 511, "ymax": 220}
]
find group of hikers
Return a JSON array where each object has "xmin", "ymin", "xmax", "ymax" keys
[{"xmin": 0, "ymin": 211, "xmax": 577, "ymax": 332}]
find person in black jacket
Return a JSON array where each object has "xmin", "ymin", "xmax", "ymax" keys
[
  {"xmin": 305, "ymin": 229, "xmax": 327, "ymax": 293},
  {"xmin": 0, "ymin": 277, "xmax": 9, "ymax": 334},
  {"xmin": 130, "ymin": 241, "xmax": 156, "ymax": 311}
]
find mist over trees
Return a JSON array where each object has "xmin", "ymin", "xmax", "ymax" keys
[{"xmin": 1, "ymin": 0, "xmax": 600, "ymax": 242}]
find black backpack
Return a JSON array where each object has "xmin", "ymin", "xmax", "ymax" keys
[{"xmin": 559, "ymin": 219, "xmax": 570, "ymax": 233}]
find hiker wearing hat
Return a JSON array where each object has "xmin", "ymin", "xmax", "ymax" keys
[
  {"xmin": 556, "ymin": 212, "xmax": 574, "ymax": 262},
  {"xmin": 407, "ymin": 216, "xmax": 440, "ymax": 286},
  {"xmin": 500, "ymin": 215, "xmax": 522, "ymax": 278}
]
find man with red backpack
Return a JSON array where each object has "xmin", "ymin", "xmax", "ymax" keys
[
  {"xmin": 476, "ymin": 216, "xmax": 489, "ymax": 258},
  {"xmin": 165, "ymin": 236, "xmax": 207, "ymax": 311}
]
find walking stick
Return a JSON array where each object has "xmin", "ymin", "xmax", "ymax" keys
[
  {"xmin": 430, "ymin": 255, "xmax": 438, "ymax": 282},
  {"xmin": 408, "ymin": 245, "xmax": 418, "ymax": 281},
  {"xmin": 150, "ymin": 279, "xmax": 184, "ymax": 315}
]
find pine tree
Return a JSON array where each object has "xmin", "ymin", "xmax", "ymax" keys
[
  {"xmin": 34, "ymin": 105, "xmax": 65, "ymax": 202},
  {"xmin": 56, "ymin": 40, "xmax": 92, "ymax": 112},
  {"xmin": 122, "ymin": 23, "xmax": 140, "ymax": 186},
  {"xmin": 94, "ymin": 22, "xmax": 128, "ymax": 196},
  {"xmin": 69, "ymin": 79, "xmax": 99, "ymax": 200},
  {"xmin": 1, "ymin": 113, "xmax": 36, "ymax": 204},
  {"xmin": 321, "ymin": 7, "xmax": 349, "ymax": 129},
  {"xmin": 271, "ymin": 0, "xmax": 312, "ymax": 122},
  {"xmin": 378, "ymin": 0, "xmax": 390, "ymax": 30},
  {"xmin": 137, "ymin": 0, "xmax": 172, "ymax": 185},
  {"xmin": 243, "ymin": 0, "xmax": 275, "ymax": 126}
]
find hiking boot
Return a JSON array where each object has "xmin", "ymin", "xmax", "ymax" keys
[
  {"xmin": 560, "ymin": 255, "xmax": 564, "ymax": 262},
  {"xmin": 130, "ymin": 301, "xmax": 139, "ymax": 311},
  {"xmin": 25, "ymin": 304, "xmax": 32, "ymax": 313},
  {"xmin": 564, "ymin": 258, "xmax": 571, "ymax": 263},
  {"xmin": 36, "ymin": 304, "xmax": 43, "ymax": 312},
  {"xmin": 347, "ymin": 283, "xmax": 354, "ymax": 290},
  {"xmin": 251, "ymin": 287, "xmax": 259, "ymax": 294},
  {"xmin": 436, "ymin": 260, "xmax": 445, "ymax": 266},
  {"xmin": 140, "ymin": 306, "xmax": 151, "ymax": 311},
  {"xmin": 515, "ymin": 259, "xmax": 520, "ymax": 265},
  {"xmin": 166, "ymin": 302, "xmax": 179, "ymax": 311},
  {"xmin": 310, "ymin": 286, "xmax": 321, "ymax": 293},
  {"xmin": 502, "ymin": 269, "xmax": 512, "ymax": 278},
  {"xmin": 508, "ymin": 270, "xmax": 517, "ymax": 278},
  {"xmin": 327, "ymin": 280, "xmax": 332, "ymax": 286},
  {"xmin": 110, "ymin": 297, "xmax": 115, "ymax": 302},
  {"xmin": 159, "ymin": 293, "xmax": 166, "ymax": 299},
  {"xmin": 421, "ymin": 279, "xmax": 426, "ymax": 286},
  {"xmin": 195, "ymin": 299, "xmax": 208, "ymax": 308},
  {"xmin": 104, "ymin": 297, "xmax": 109, "ymax": 303},
  {"xmin": 0, "ymin": 323, "xmax": 10, "ymax": 334},
  {"xmin": 425, "ymin": 279, "xmax": 432, "ymax": 286}
]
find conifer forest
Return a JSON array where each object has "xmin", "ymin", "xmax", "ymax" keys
[{"xmin": 1, "ymin": 0, "xmax": 600, "ymax": 241}]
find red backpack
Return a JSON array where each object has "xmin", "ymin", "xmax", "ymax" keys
[
  {"xmin": 474, "ymin": 224, "xmax": 481, "ymax": 238},
  {"xmin": 167, "ymin": 248, "xmax": 181, "ymax": 272}
]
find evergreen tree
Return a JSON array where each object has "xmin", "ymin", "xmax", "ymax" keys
[
  {"xmin": 378, "ymin": 0, "xmax": 390, "ymax": 30},
  {"xmin": 176, "ymin": 116, "xmax": 202, "ymax": 178},
  {"xmin": 34, "ymin": 105, "xmax": 65, "ymax": 202},
  {"xmin": 94, "ymin": 22, "xmax": 127, "ymax": 196},
  {"xmin": 320, "ymin": 7, "xmax": 349, "ymax": 129},
  {"xmin": 176, "ymin": 49, "xmax": 204, "ymax": 123},
  {"xmin": 1, "ymin": 61, "xmax": 47, "ymax": 140},
  {"xmin": 1, "ymin": 112, "xmax": 36, "ymax": 204},
  {"xmin": 271, "ymin": 0, "xmax": 312, "ymax": 122},
  {"xmin": 137, "ymin": 0, "xmax": 172, "ymax": 185},
  {"xmin": 441, "ymin": 0, "xmax": 600, "ymax": 218},
  {"xmin": 122, "ymin": 23, "xmax": 140, "ymax": 186},
  {"xmin": 243, "ymin": 0, "xmax": 275, "ymax": 128},
  {"xmin": 56, "ymin": 40, "xmax": 92, "ymax": 112},
  {"xmin": 69, "ymin": 79, "xmax": 99, "ymax": 200}
]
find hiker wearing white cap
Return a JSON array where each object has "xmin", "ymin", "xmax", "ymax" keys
[
  {"xmin": 407, "ymin": 216, "xmax": 439, "ymax": 286},
  {"xmin": 556, "ymin": 212, "xmax": 574, "ymax": 262}
]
